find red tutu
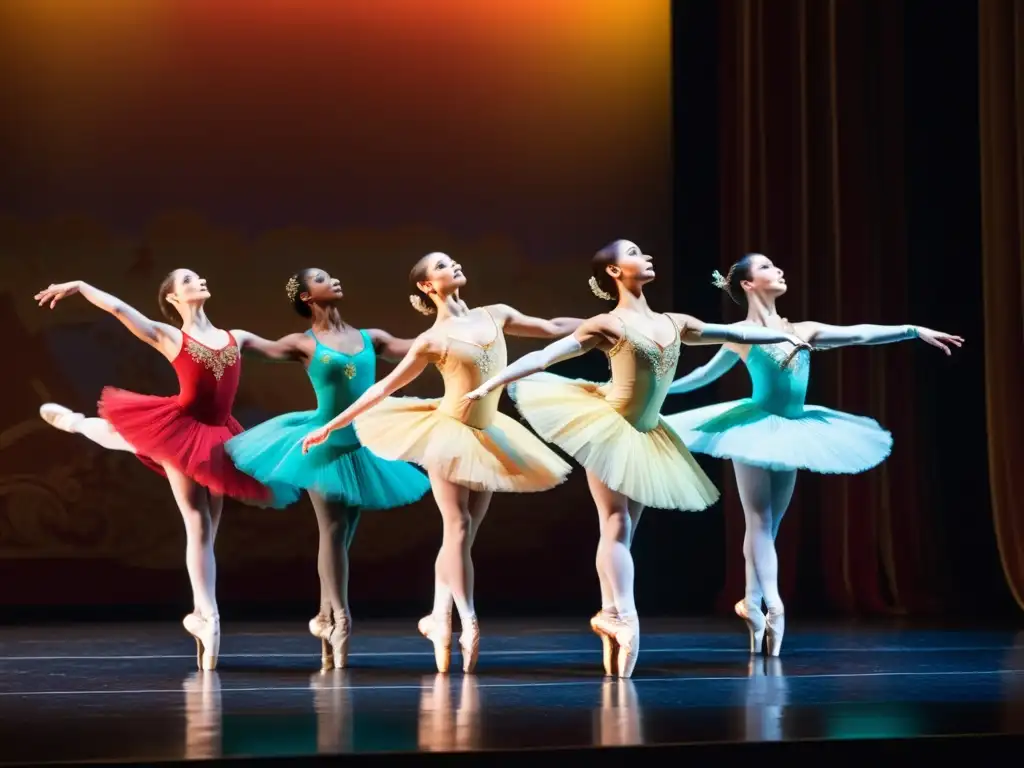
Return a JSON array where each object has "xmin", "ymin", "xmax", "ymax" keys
[{"xmin": 99, "ymin": 387, "xmax": 272, "ymax": 504}]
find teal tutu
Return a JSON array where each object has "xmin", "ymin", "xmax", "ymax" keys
[
  {"xmin": 225, "ymin": 411, "xmax": 431, "ymax": 509},
  {"xmin": 663, "ymin": 399, "xmax": 892, "ymax": 474}
]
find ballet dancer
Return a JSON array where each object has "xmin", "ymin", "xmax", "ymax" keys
[
  {"xmin": 663, "ymin": 252, "xmax": 963, "ymax": 656},
  {"xmin": 300, "ymin": 252, "xmax": 580, "ymax": 674},
  {"xmin": 224, "ymin": 268, "xmax": 431, "ymax": 669},
  {"xmin": 34, "ymin": 271, "xmax": 296, "ymax": 670},
  {"xmin": 461, "ymin": 239, "xmax": 810, "ymax": 677}
]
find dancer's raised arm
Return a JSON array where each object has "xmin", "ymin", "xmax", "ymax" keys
[
  {"xmin": 232, "ymin": 330, "xmax": 312, "ymax": 362},
  {"xmin": 488, "ymin": 303, "xmax": 584, "ymax": 339},
  {"xmin": 301, "ymin": 335, "xmax": 439, "ymax": 452},
  {"xmin": 463, "ymin": 314, "xmax": 616, "ymax": 401},
  {"xmin": 365, "ymin": 328, "xmax": 417, "ymax": 363},
  {"xmin": 791, "ymin": 321, "xmax": 963, "ymax": 355},
  {"xmin": 34, "ymin": 280, "xmax": 180, "ymax": 355}
]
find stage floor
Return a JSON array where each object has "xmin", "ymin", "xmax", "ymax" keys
[{"xmin": 0, "ymin": 618, "xmax": 1021, "ymax": 765}]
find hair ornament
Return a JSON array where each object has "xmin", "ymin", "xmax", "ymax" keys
[
  {"xmin": 409, "ymin": 294, "xmax": 435, "ymax": 315},
  {"xmin": 285, "ymin": 275, "xmax": 301, "ymax": 302},
  {"xmin": 588, "ymin": 276, "xmax": 614, "ymax": 301},
  {"xmin": 711, "ymin": 270, "xmax": 730, "ymax": 290}
]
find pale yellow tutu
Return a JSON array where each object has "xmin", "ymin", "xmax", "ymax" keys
[
  {"xmin": 508, "ymin": 374, "xmax": 720, "ymax": 510},
  {"xmin": 353, "ymin": 396, "xmax": 571, "ymax": 493}
]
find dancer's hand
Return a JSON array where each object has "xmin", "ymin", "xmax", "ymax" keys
[
  {"xmin": 916, "ymin": 328, "xmax": 964, "ymax": 356},
  {"xmin": 301, "ymin": 427, "xmax": 331, "ymax": 454},
  {"xmin": 35, "ymin": 281, "xmax": 82, "ymax": 309},
  {"xmin": 781, "ymin": 334, "xmax": 813, "ymax": 367},
  {"xmin": 463, "ymin": 385, "xmax": 490, "ymax": 402}
]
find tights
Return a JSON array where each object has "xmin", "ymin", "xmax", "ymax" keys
[
  {"xmin": 426, "ymin": 469, "xmax": 491, "ymax": 627},
  {"xmin": 733, "ymin": 462, "xmax": 797, "ymax": 612},
  {"xmin": 587, "ymin": 470, "xmax": 644, "ymax": 619},
  {"xmin": 70, "ymin": 416, "xmax": 222, "ymax": 619},
  {"xmin": 309, "ymin": 492, "xmax": 360, "ymax": 622}
]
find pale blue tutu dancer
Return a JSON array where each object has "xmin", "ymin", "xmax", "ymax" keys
[
  {"xmin": 663, "ymin": 253, "xmax": 963, "ymax": 656},
  {"xmin": 225, "ymin": 268, "xmax": 430, "ymax": 669}
]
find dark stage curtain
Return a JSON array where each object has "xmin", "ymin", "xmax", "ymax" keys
[
  {"xmin": 711, "ymin": 0, "xmax": 942, "ymax": 616},
  {"xmin": 979, "ymin": 0, "xmax": 1024, "ymax": 612}
]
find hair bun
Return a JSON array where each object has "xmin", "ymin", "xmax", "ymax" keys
[
  {"xmin": 588, "ymin": 276, "xmax": 614, "ymax": 301},
  {"xmin": 711, "ymin": 270, "xmax": 730, "ymax": 290}
]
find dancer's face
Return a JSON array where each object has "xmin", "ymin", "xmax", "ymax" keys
[
  {"xmin": 301, "ymin": 268, "xmax": 344, "ymax": 305},
  {"xmin": 605, "ymin": 240, "xmax": 656, "ymax": 286},
  {"xmin": 740, "ymin": 254, "xmax": 787, "ymax": 299},
  {"xmin": 416, "ymin": 252, "xmax": 466, "ymax": 297},
  {"xmin": 167, "ymin": 269, "xmax": 210, "ymax": 308}
]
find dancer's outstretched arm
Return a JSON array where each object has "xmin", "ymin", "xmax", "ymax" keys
[
  {"xmin": 366, "ymin": 329, "xmax": 416, "ymax": 363},
  {"xmin": 34, "ymin": 280, "xmax": 181, "ymax": 358},
  {"xmin": 667, "ymin": 347, "xmax": 741, "ymax": 395},
  {"xmin": 488, "ymin": 304, "xmax": 584, "ymax": 339},
  {"xmin": 463, "ymin": 314, "xmax": 617, "ymax": 401},
  {"xmin": 668, "ymin": 313, "xmax": 809, "ymax": 348},
  {"xmin": 791, "ymin": 321, "xmax": 963, "ymax": 355},
  {"xmin": 232, "ymin": 331, "xmax": 312, "ymax": 362},
  {"xmin": 301, "ymin": 335, "xmax": 440, "ymax": 452}
]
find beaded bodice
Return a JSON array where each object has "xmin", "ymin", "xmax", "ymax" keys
[
  {"xmin": 743, "ymin": 338, "xmax": 811, "ymax": 418},
  {"xmin": 434, "ymin": 307, "xmax": 507, "ymax": 430},
  {"xmin": 602, "ymin": 314, "xmax": 682, "ymax": 433},
  {"xmin": 172, "ymin": 331, "xmax": 242, "ymax": 425}
]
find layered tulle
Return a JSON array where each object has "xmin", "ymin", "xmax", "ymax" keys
[
  {"xmin": 663, "ymin": 398, "xmax": 893, "ymax": 473},
  {"xmin": 508, "ymin": 374, "xmax": 720, "ymax": 511},
  {"xmin": 98, "ymin": 386, "xmax": 278, "ymax": 506},
  {"xmin": 224, "ymin": 411, "xmax": 431, "ymax": 509},
  {"xmin": 352, "ymin": 396, "xmax": 571, "ymax": 493}
]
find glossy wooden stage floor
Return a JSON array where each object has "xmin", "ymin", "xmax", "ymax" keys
[{"xmin": 0, "ymin": 618, "xmax": 1022, "ymax": 765}]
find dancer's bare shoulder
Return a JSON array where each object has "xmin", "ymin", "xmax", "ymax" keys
[{"xmin": 574, "ymin": 313, "xmax": 625, "ymax": 353}]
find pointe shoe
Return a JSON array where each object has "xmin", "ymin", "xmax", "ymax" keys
[
  {"xmin": 735, "ymin": 600, "xmax": 767, "ymax": 655},
  {"xmin": 183, "ymin": 613, "xmax": 221, "ymax": 671},
  {"xmin": 418, "ymin": 612, "xmax": 452, "ymax": 674},
  {"xmin": 39, "ymin": 403, "xmax": 84, "ymax": 433},
  {"xmin": 309, "ymin": 614, "xmax": 334, "ymax": 671},
  {"xmin": 590, "ymin": 610, "xmax": 620, "ymax": 677},
  {"xmin": 459, "ymin": 616, "xmax": 480, "ymax": 674},
  {"xmin": 329, "ymin": 612, "xmax": 351, "ymax": 670},
  {"xmin": 765, "ymin": 608, "xmax": 785, "ymax": 657},
  {"xmin": 611, "ymin": 614, "xmax": 640, "ymax": 679}
]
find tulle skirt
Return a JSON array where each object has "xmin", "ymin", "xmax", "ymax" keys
[
  {"xmin": 98, "ymin": 387, "xmax": 279, "ymax": 506},
  {"xmin": 224, "ymin": 411, "xmax": 431, "ymax": 510},
  {"xmin": 662, "ymin": 398, "xmax": 893, "ymax": 473},
  {"xmin": 507, "ymin": 374, "xmax": 720, "ymax": 511},
  {"xmin": 352, "ymin": 396, "xmax": 571, "ymax": 493}
]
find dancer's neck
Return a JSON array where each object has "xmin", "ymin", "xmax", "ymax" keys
[
  {"xmin": 613, "ymin": 284, "xmax": 653, "ymax": 315},
  {"xmin": 432, "ymin": 291, "xmax": 471, "ymax": 323},
  {"xmin": 744, "ymin": 293, "xmax": 781, "ymax": 325},
  {"xmin": 310, "ymin": 305, "xmax": 347, "ymax": 335}
]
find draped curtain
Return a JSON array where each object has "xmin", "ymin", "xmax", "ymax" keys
[
  {"xmin": 979, "ymin": 0, "xmax": 1024, "ymax": 612},
  {"xmin": 714, "ymin": 0, "xmax": 936, "ymax": 615}
]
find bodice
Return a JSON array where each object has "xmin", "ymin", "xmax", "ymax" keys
[
  {"xmin": 743, "ymin": 342, "xmax": 811, "ymax": 417},
  {"xmin": 434, "ymin": 308, "xmax": 506, "ymax": 430},
  {"xmin": 172, "ymin": 332, "xmax": 242, "ymax": 425},
  {"xmin": 307, "ymin": 329, "xmax": 376, "ymax": 444},
  {"xmin": 602, "ymin": 314, "xmax": 681, "ymax": 433}
]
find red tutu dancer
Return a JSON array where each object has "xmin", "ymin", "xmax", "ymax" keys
[{"xmin": 34, "ymin": 270, "xmax": 290, "ymax": 670}]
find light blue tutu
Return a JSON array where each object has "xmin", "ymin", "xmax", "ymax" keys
[
  {"xmin": 664, "ymin": 343, "xmax": 892, "ymax": 474},
  {"xmin": 226, "ymin": 330, "xmax": 430, "ymax": 509}
]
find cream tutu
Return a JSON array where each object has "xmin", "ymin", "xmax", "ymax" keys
[
  {"xmin": 353, "ymin": 395, "xmax": 570, "ymax": 493},
  {"xmin": 508, "ymin": 373, "xmax": 718, "ymax": 510}
]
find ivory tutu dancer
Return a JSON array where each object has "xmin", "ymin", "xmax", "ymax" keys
[
  {"xmin": 664, "ymin": 253, "xmax": 963, "ymax": 656},
  {"xmin": 462, "ymin": 240, "xmax": 809, "ymax": 677},
  {"xmin": 224, "ymin": 268, "xmax": 431, "ymax": 669},
  {"xmin": 301, "ymin": 252, "xmax": 581, "ymax": 674},
  {"xmin": 34, "ymin": 272, "xmax": 294, "ymax": 670}
]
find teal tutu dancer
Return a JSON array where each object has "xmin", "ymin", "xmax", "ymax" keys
[
  {"xmin": 664, "ymin": 253, "xmax": 963, "ymax": 658},
  {"xmin": 226, "ymin": 267, "xmax": 430, "ymax": 670}
]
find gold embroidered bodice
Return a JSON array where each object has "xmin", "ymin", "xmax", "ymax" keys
[
  {"xmin": 434, "ymin": 308, "xmax": 507, "ymax": 430},
  {"xmin": 602, "ymin": 314, "xmax": 682, "ymax": 433}
]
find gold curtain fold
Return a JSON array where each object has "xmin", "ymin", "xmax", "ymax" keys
[{"xmin": 979, "ymin": 0, "xmax": 1024, "ymax": 612}]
